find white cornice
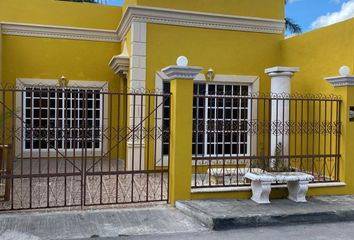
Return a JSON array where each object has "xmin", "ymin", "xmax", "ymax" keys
[
  {"xmin": 1, "ymin": 22, "xmax": 119, "ymax": 42},
  {"xmin": 117, "ymin": 5, "xmax": 285, "ymax": 41},
  {"xmin": 161, "ymin": 65, "xmax": 203, "ymax": 80},
  {"xmin": 1, "ymin": 7, "xmax": 285, "ymax": 42},
  {"xmin": 325, "ymin": 76, "xmax": 354, "ymax": 87}
]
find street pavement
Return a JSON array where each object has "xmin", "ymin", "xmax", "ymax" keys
[
  {"xmin": 0, "ymin": 206, "xmax": 207, "ymax": 240},
  {"xmin": 2, "ymin": 196, "xmax": 354, "ymax": 240},
  {"xmin": 93, "ymin": 221, "xmax": 354, "ymax": 240}
]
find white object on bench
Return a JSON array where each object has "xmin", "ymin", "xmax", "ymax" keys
[
  {"xmin": 245, "ymin": 172, "xmax": 314, "ymax": 204},
  {"xmin": 207, "ymin": 167, "xmax": 264, "ymax": 184}
]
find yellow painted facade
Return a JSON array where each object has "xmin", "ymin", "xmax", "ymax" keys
[
  {"xmin": 0, "ymin": 0, "xmax": 121, "ymax": 29},
  {"xmin": 134, "ymin": 0, "xmax": 284, "ymax": 19},
  {"xmin": 1, "ymin": 0, "xmax": 353, "ymax": 204},
  {"xmin": 280, "ymin": 19, "xmax": 354, "ymax": 197}
]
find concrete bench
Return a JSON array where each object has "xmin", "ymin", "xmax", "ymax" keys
[{"xmin": 244, "ymin": 172, "xmax": 314, "ymax": 204}]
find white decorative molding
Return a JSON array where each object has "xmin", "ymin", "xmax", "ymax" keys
[
  {"xmin": 2, "ymin": 6, "xmax": 284, "ymax": 43},
  {"xmin": 265, "ymin": 66, "xmax": 299, "ymax": 77},
  {"xmin": 109, "ymin": 39, "xmax": 130, "ymax": 76},
  {"xmin": 161, "ymin": 66, "xmax": 203, "ymax": 80},
  {"xmin": 126, "ymin": 22, "xmax": 147, "ymax": 171},
  {"xmin": 325, "ymin": 76, "xmax": 354, "ymax": 87},
  {"xmin": 156, "ymin": 72, "xmax": 259, "ymax": 88},
  {"xmin": 15, "ymin": 78, "xmax": 109, "ymax": 158},
  {"xmin": 1, "ymin": 22, "xmax": 119, "ymax": 42},
  {"xmin": 117, "ymin": 5, "xmax": 285, "ymax": 41}
]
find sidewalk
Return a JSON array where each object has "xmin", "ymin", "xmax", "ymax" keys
[
  {"xmin": 3, "ymin": 195, "xmax": 354, "ymax": 240},
  {"xmin": 177, "ymin": 195, "xmax": 354, "ymax": 230},
  {"xmin": 0, "ymin": 205, "xmax": 207, "ymax": 240}
]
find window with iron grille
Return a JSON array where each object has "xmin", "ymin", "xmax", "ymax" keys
[
  {"xmin": 163, "ymin": 82, "xmax": 250, "ymax": 156},
  {"xmin": 23, "ymin": 87, "xmax": 103, "ymax": 151}
]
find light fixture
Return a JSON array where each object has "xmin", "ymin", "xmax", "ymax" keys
[
  {"xmin": 339, "ymin": 65, "xmax": 350, "ymax": 76},
  {"xmin": 58, "ymin": 75, "xmax": 68, "ymax": 87},
  {"xmin": 176, "ymin": 56, "xmax": 188, "ymax": 67},
  {"xmin": 206, "ymin": 68, "xmax": 215, "ymax": 81}
]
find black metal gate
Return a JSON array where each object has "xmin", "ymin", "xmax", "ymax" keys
[{"xmin": 0, "ymin": 86, "xmax": 170, "ymax": 211}]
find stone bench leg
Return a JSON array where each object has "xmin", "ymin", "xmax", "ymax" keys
[
  {"xmin": 287, "ymin": 180, "xmax": 309, "ymax": 202},
  {"xmin": 250, "ymin": 181, "xmax": 272, "ymax": 204}
]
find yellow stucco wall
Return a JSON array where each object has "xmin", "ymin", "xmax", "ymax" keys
[
  {"xmin": 0, "ymin": 23, "xmax": 3, "ymax": 83},
  {"xmin": 281, "ymin": 18, "xmax": 354, "ymax": 95},
  {"xmin": 3, "ymin": 0, "xmax": 353, "ymax": 201},
  {"xmin": 2, "ymin": 35, "xmax": 120, "ymax": 86},
  {"xmin": 0, "ymin": 0, "xmax": 122, "ymax": 30},
  {"xmin": 134, "ymin": 0, "xmax": 284, "ymax": 20},
  {"xmin": 146, "ymin": 23, "xmax": 282, "ymax": 92},
  {"xmin": 281, "ymin": 18, "xmax": 354, "ymax": 196}
]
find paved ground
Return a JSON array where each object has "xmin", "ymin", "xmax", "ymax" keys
[
  {"xmin": 94, "ymin": 221, "xmax": 354, "ymax": 240},
  {"xmin": 177, "ymin": 195, "xmax": 354, "ymax": 229},
  {"xmin": 0, "ymin": 205, "xmax": 207, "ymax": 240},
  {"xmin": 2, "ymin": 195, "xmax": 354, "ymax": 240},
  {"xmin": 0, "ymin": 159, "xmax": 168, "ymax": 209}
]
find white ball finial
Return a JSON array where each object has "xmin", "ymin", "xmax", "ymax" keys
[
  {"xmin": 339, "ymin": 66, "xmax": 350, "ymax": 76},
  {"xmin": 176, "ymin": 56, "xmax": 188, "ymax": 67}
]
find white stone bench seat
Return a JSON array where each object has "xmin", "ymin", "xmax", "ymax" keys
[{"xmin": 245, "ymin": 172, "xmax": 314, "ymax": 204}]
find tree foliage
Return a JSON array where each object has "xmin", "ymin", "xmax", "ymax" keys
[{"xmin": 284, "ymin": 0, "xmax": 302, "ymax": 34}]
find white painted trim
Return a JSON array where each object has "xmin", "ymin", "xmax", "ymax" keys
[
  {"xmin": 16, "ymin": 78, "xmax": 109, "ymax": 90},
  {"xmin": 265, "ymin": 66, "xmax": 299, "ymax": 75},
  {"xmin": 325, "ymin": 76, "xmax": 354, "ymax": 87},
  {"xmin": 117, "ymin": 6, "xmax": 285, "ymax": 41},
  {"xmin": 155, "ymin": 73, "xmax": 260, "ymax": 166},
  {"xmin": 109, "ymin": 39, "xmax": 130, "ymax": 76},
  {"xmin": 191, "ymin": 182, "xmax": 347, "ymax": 193},
  {"xmin": 161, "ymin": 66, "xmax": 203, "ymax": 80},
  {"xmin": 1, "ymin": 22, "xmax": 119, "ymax": 42},
  {"xmin": 15, "ymin": 78, "xmax": 109, "ymax": 158},
  {"xmin": 126, "ymin": 22, "xmax": 147, "ymax": 170},
  {"xmin": 1, "ymin": 6, "xmax": 284, "ymax": 43}
]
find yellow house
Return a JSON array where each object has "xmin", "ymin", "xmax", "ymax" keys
[{"xmin": 0, "ymin": 0, "xmax": 352, "ymax": 210}]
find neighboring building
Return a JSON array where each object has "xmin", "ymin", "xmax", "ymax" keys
[{"xmin": 0, "ymin": 0, "xmax": 353, "ymax": 210}]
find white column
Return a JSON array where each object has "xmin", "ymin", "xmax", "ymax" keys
[
  {"xmin": 127, "ymin": 22, "xmax": 147, "ymax": 171},
  {"xmin": 265, "ymin": 67, "xmax": 299, "ymax": 168}
]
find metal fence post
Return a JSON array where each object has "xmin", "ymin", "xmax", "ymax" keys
[{"xmin": 162, "ymin": 57, "xmax": 202, "ymax": 205}]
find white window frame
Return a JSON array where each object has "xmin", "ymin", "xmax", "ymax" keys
[
  {"xmin": 155, "ymin": 72, "xmax": 260, "ymax": 166},
  {"xmin": 15, "ymin": 78, "xmax": 109, "ymax": 158},
  {"xmin": 193, "ymin": 82, "xmax": 251, "ymax": 157}
]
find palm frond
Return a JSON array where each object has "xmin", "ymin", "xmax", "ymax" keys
[{"xmin": 285, "ymin": 17, "xmax": 302, "ymax": 34}]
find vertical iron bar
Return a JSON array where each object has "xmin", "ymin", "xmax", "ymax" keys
[{"xmin": 131, "ymin": 94, "xmax": 136, "ymax": 202}]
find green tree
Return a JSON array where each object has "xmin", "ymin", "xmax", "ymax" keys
[{"xmin": 285, "ymin": 0, "xmax": 302, "ymax": 34}]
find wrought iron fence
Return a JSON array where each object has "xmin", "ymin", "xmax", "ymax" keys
[
  {"xmin": 191, "ymin": 93, "xmax": 342, "ymax": 188},
  {"xmin": 0, "ymin": 85, "xmax": 170, "ymax": 211}
]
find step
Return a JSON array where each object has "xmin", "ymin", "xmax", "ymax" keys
[{"xmin": 176, "ymin": 195, "xmax": 354, "ymax": 230}]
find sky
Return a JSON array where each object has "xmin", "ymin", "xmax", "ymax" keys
[
  {"xmin": 287, "ymin": 0, "xmax": 354, "ymax": 32},
  {"xmin": 106, "ymin": 0, "xmax": 354, "ymax": 34}
]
